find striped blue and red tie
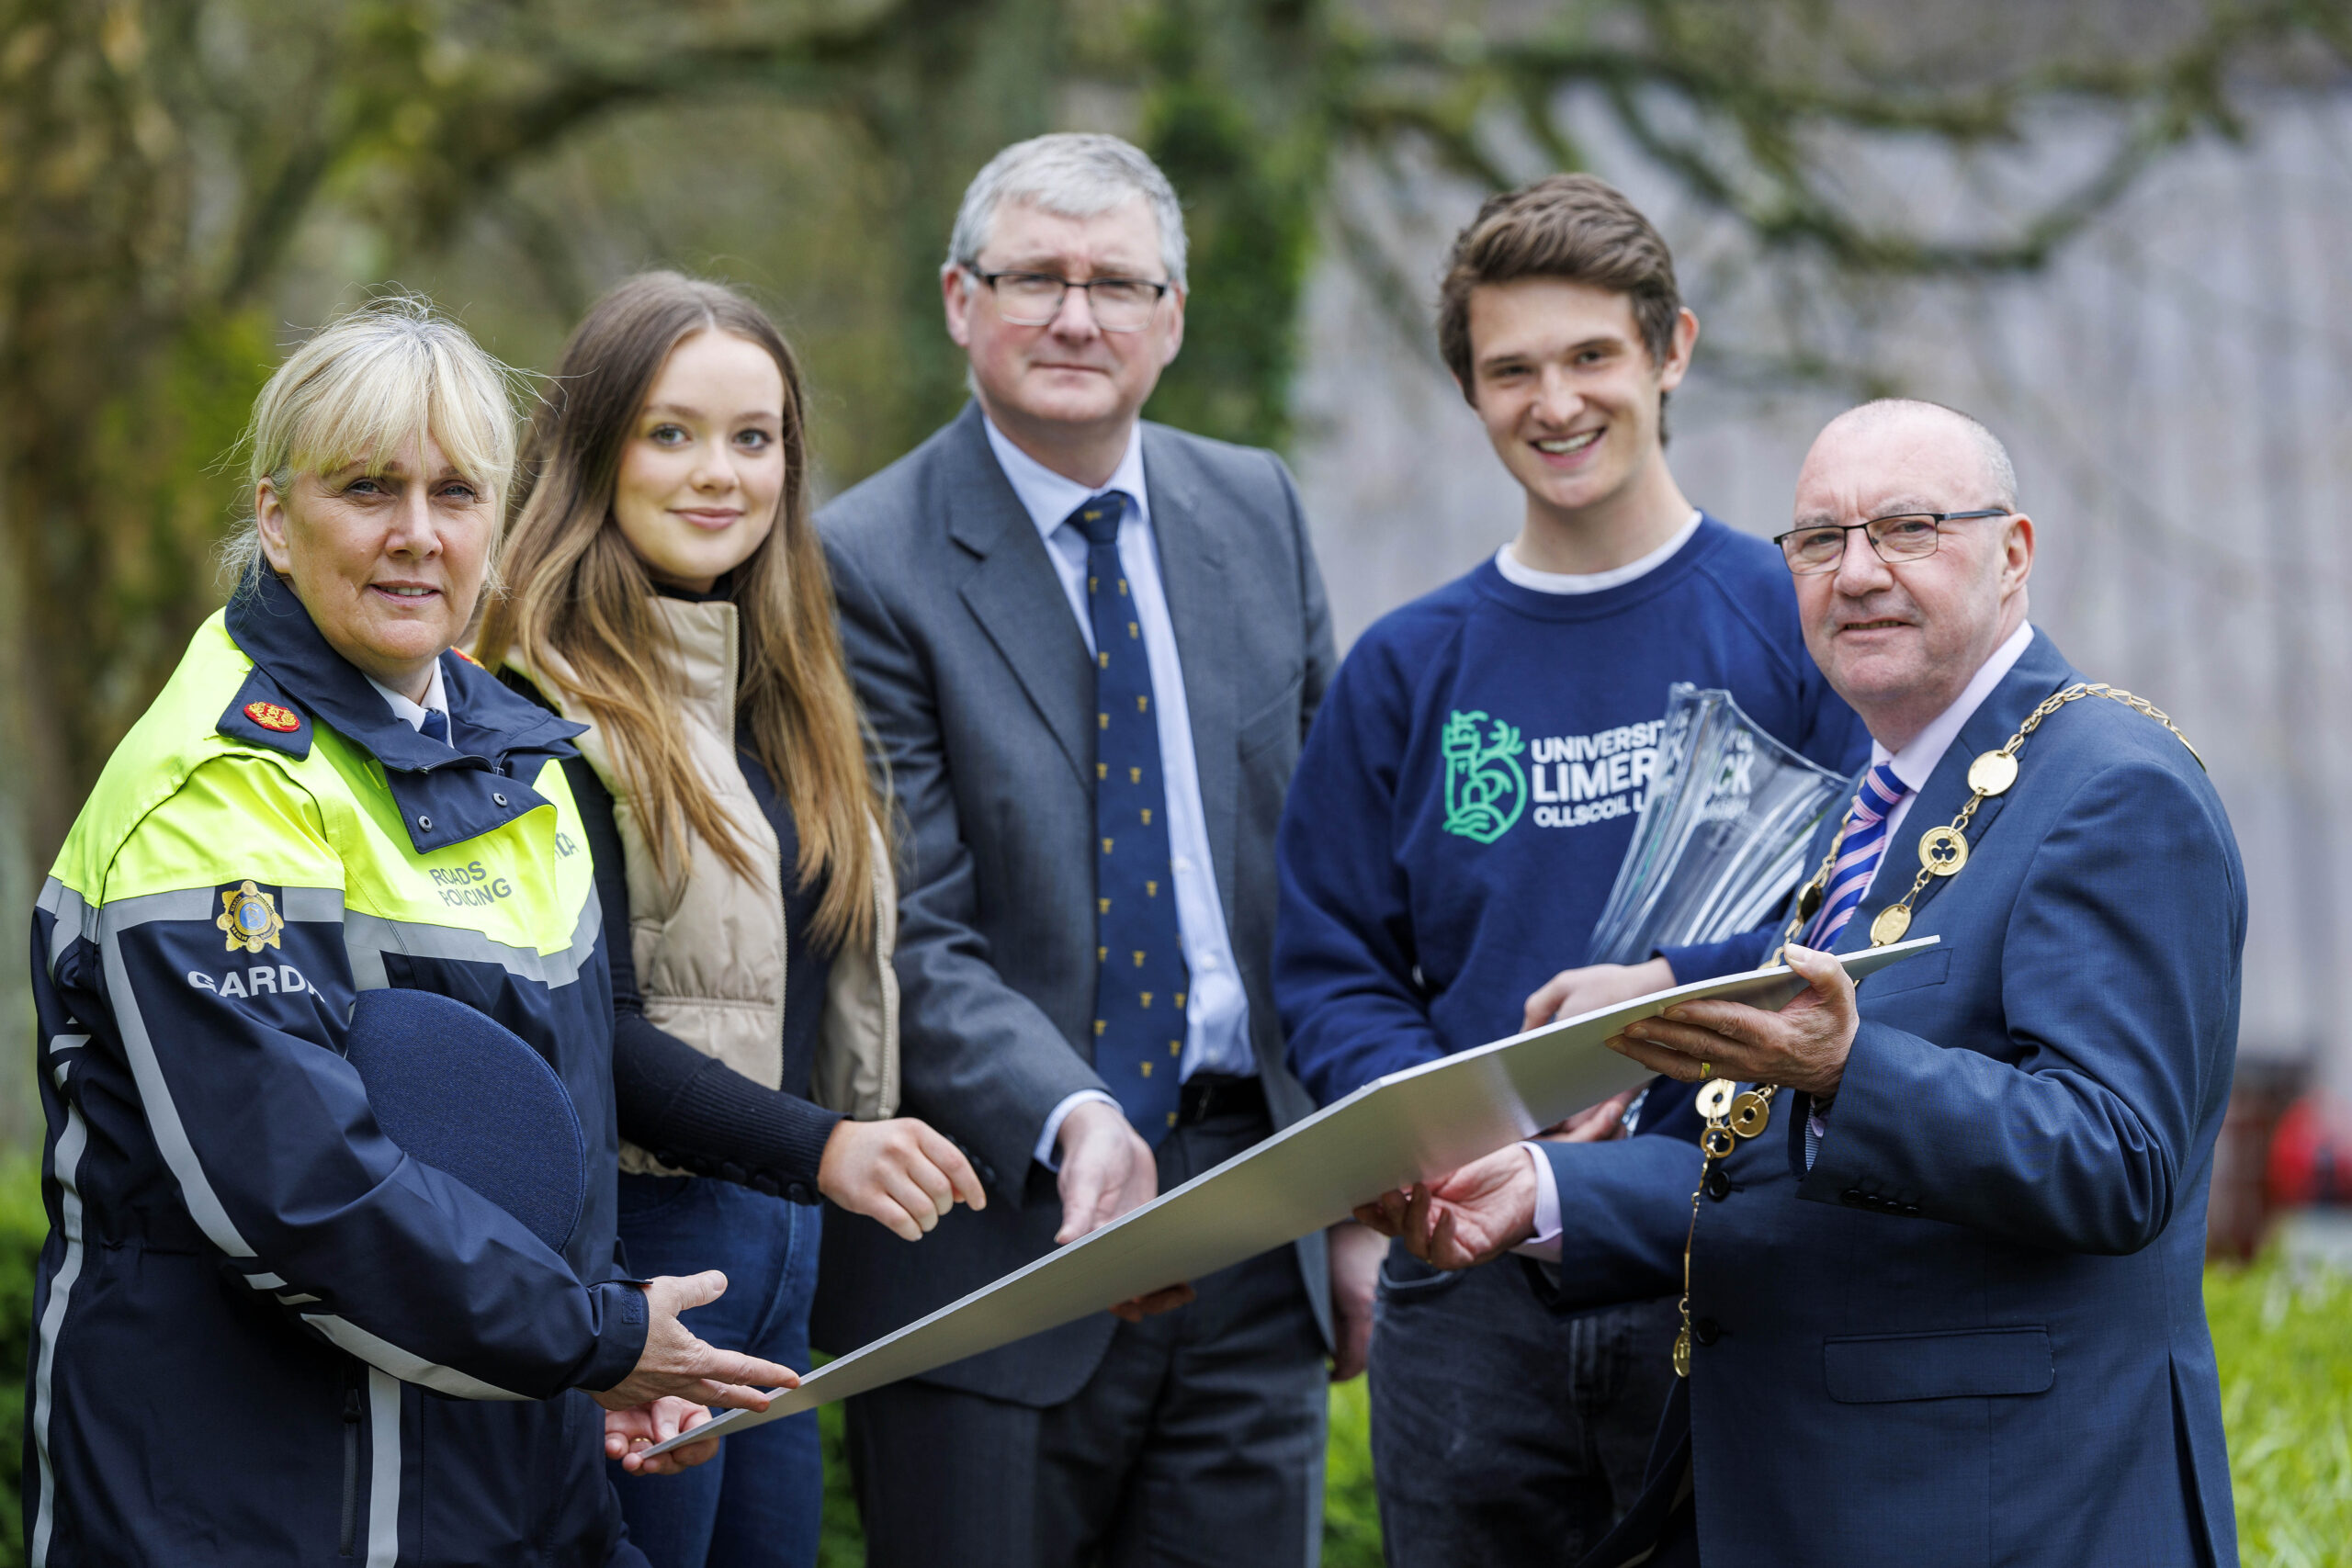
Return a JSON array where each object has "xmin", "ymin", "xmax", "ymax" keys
[{"xmin": 1802, "ymin": 761, "xmax": 1911, "ymax": 949}]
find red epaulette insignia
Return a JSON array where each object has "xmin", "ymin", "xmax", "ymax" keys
[{"xmin": 244, "ymin": 701, "xmax": 301, "ymax": 732}]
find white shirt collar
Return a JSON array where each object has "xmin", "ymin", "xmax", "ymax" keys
[
  {"xmin": 368, "ymin": 658, "xmax": 451, "ymax": 741},
  {"xmin": 1495, "ymin": 510, "xmax": 1702, "ymax": 595},
  {"xmin": 1873, "ymin": 620, "xmax": 2035, "ymax": 793},
  {"xmin": 981, "ymin": 412, "xmax": 1151, "ymax": 542}
]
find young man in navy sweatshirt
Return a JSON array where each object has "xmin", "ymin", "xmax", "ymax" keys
[{"xmin": 1274, "ymin": 175, "xmax": 1868, "ymax": 1566}]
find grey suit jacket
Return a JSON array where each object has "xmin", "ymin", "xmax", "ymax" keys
[{"xmin": 811, "ymin": 402, "xmax": 1338, "ymax": 1405}]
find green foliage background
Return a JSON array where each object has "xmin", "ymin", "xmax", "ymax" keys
[
  {"xmin": 0, "ymin": 1163, "xmax": 40, "ymax": 1561},
  {"xmin": 2207, "ymin": 1258, "xmax": 2352, "ymax": 1567},
  {"xmin": 768, "ymin": 1251, "xmax": 2352, "ymax": 1568}
]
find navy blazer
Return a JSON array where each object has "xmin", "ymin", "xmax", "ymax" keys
[{"xmin": 1543, "ymin": 629, "xmax": 2245, "ymax": 1568}]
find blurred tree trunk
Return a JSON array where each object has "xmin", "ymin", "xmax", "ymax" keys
[
  {"xmin": 854, "ymin": 0, "xmax": 1071, "ymax": 445},
  {"xmin": 1139, "ymin": 0, "xmax": 1336, "ymax": 449},
  {"xmin": 1, "ymin": 3, "xmax": 209, "ymax": 867},
  {"xmin": 0, "ymin": 0, "xmax": 901, "ymax": 875},
  {"xmin": 0, "ymin": 0, "xmax": 1340, "ymax": 904}
]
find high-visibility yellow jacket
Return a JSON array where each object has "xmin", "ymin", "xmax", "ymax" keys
[{"xmin": 28, "ymin": 569, "xmax": 646, "ymax": 1567}]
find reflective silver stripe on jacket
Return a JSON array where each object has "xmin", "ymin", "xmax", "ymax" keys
[
  {"xmin": 97, "ymin": 887, "xmax": 262, "ymax": 1259},
  {"xmin": 302, "ymin": 1314, "xmax": 527, "ymax": 1402},
  {"xmin": 28, "ymin": 1102, "xmax": 88, "ymax": 1568},
  {"xmin": 92, "ymin": 885, "xmax": 534, "ymax": 1402},
  {"xmin": 343, "ymin": 893, "xmax": 601, "ymax": 994},
  {"xmin": 36, "ymin": 877, "xmax": 94, "ymax": 974}
]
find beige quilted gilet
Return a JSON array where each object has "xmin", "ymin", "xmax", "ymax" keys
[{"xmin": 512, "ymin": 596, "xmax": 899, "ymax": 1176}]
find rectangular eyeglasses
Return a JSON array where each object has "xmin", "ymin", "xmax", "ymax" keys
[
  {"xmin": 1773, "ymin": 509, "xmax": 2011, "ymax": 574},
  {"xmin": 969, "ymin": 268, "xmax": 1171, "ymax": 333}
]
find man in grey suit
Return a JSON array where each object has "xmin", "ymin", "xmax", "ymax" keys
[{"xmin": 814, "ymin": 132, "xmax": 1338, "ymax": 1567}]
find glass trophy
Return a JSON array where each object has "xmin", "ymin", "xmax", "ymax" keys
[{"xmin": 1584, "ymin": 684, "xmax": 1852, "ymax": 966}]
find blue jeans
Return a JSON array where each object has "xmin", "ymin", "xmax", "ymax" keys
[
  {"xmin": 1369, "ymin": 1247, "xmax": 1681, "ymax": 1567},
  {"xmin": 608, "ymin": 1174, "xmax": 822, "ymax": 1568}
]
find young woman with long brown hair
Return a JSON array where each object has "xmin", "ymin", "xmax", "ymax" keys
[{"xmin": 480, "ymin": 273, "xmax": 983, "ymax": 1565}]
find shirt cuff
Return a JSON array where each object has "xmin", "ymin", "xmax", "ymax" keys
[
  {"xmin": 1511, "ymin": 1142, "xmax": 1564, "ymax": 1261},
  {"xmin": 1035, "ymin": 1090, "xmax": 1124, "ymax": 1170},
  {"xmin": 1805, "ymin": 1100, "xmax": 1830, "ymax": 1170}
]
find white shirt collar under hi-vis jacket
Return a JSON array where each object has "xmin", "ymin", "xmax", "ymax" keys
[{"xmin": 28, "ymin": 569, "xmax": 647, "ymax": 1568}]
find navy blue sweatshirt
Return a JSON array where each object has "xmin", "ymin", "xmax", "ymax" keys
[{"xmin": 1275, "ymin": 518, "xmax": 1869, "ymax": 1106}]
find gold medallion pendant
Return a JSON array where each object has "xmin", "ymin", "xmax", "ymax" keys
[
  {"xmin": 1672, "ymin": 1325, "xmax": 1692, "ymax": 1377},
  {"xmin": 1729, "ymin": 1091, "xmax": 1772, "ymax": 1139},
  {"xmin": 1696, "ymin": 1078, "xmax": 1737, "ymax": 1120},
  {"xmin": 1967, "ymin": 750, "xmax": 2018, "ymax": 795},
  {"xmin": 1918, "ymin": 826, "xmax": 1969, "ymax": 876},
  {"xmin": 1870, "ymin": 903, "xmax": 1913, "ymax": 945}
]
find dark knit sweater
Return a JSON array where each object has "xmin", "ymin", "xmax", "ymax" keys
[
  {"xmin": 563, "ymin": 743, "xmax": 841, "ymax": 1201},
  {"xmin": 505, "ymin": 577, "xmax": 843, "ymax": 1201}
]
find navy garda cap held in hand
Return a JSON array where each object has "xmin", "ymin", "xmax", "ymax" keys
[{"xmin": 344, "ymin": 987, "xmax": 587, "ymax": 1251}]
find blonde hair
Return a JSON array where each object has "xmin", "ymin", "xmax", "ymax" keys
[
  {"xmin": 477, "ymin": 273, "xmax": 885, "ymax": 952},
  {"xmin": 224, "ymin": 294, "xmax": 522, "ymax": 587}
]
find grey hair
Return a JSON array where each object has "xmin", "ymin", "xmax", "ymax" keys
[
  {"xmin": 945, "ymin": 133, "xmax": 1189, "ymax": 287},
  {"xmin": 1836, "ymin": 398, "xmax": 2019, "ymax": 511},
  {"xmin": 220, "ymin": 293, "xmax": 523, "ymax": 592}
]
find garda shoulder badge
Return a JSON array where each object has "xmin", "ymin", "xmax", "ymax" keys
[
  {"xmin": 217, "ymin": 880, "xmax": 285, "ymax": 953},
  {"xmin": 244, "ymin": 701, "xmax": 301, "ymax": 732}
]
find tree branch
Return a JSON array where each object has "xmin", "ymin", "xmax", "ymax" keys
[{"xmin": 1345, "ymin": 0, "xmax": 2352, "ymax": 278}]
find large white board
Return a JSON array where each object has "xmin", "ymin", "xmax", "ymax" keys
[{"xmin": 650, "ymin": 938, "xmax": 1939, "ymax": 1454}]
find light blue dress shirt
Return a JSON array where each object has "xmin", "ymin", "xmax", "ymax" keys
[{"xmin": 978, "ymin": 415, "xmax": 1257, "ymax": 1164}]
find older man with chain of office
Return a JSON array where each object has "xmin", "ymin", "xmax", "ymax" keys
[{"xmin": 1361, "ymin": 399, "xmax": 2245, "ymax": 1568}]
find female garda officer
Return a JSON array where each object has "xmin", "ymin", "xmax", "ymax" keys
[
  {"xmin": 26, "ymin": 299, "xmax": 794, "ymax": 1567},
  {"xmin": 482, "ymin": 274, "xmax": 983, "ymax": 1567}
]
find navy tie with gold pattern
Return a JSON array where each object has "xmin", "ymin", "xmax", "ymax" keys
[{"xmin": 1074, "ymin": 491, "xmax": 1188, "ymax": 1144}]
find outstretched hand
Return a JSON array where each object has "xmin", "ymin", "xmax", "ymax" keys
[
  {"xmin": 1055, "ymin": 1100, "xmax": 1159, "ymax": 1246},
  {"xmin": 1352, "ymin": 1144, "xmax": 1538, "ymax": 1272},
  {"xmin": 1604, "ymin": 942, "xmax": 1859, "ymax": 1099},
  {"xmin": 1053, "ymin": 1102, "xmax": 1194, "ymax": 1319},
  {"xmin": 604, "ymin": 1397, "xmax": 718, "ymax": 1475},
  {"xmin": 592, "ymin": 1271, "xmax": 798, "ymax": 1415},
  {"xmin": 1521, "ymin": 956, "xmax": 1677, "ymax": 1032},
  {"xmin": 1326, "ymin": 1220, "xmax": 1387, "ymax": 1382},
  {"xmin": 1536, "ymin": 1086, "xmax": 1642, "ymax": 1144},
  {"xmin": 820, "ymin": 1116, "xmax": 989, "ymax": 1241},
  {"xmin": 1109, "ymin": 1282, "xmax": 1196, "ymax": 1321}
]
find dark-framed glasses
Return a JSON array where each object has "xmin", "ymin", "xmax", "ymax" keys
[
  {"xmin": 969, "ymin": 268, "xmax": 1171, "ymax": 332},
  {"xmin": 1773, "ymin": 508, "xmax": 2012, "ymax": 575}
]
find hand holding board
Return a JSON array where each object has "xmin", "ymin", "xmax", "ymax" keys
[{"xmin": 650, "ymin": 937, "xmax": 1940, "ymax": 1455}]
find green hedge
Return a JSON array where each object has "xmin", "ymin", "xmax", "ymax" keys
[
  {"xmin": 0, "ymin": 1159, "xmax": 44, "ymax": 1568},
  {"xmin": 0, "ymin": 1156, "xmax": 2341, "ymax": 1567},
  {"xmin": 817, "ymin": 1258, "xmax": 2352, "ymax": 1568},
  {"xmin": 2206, "ymin": 1256, "xmax": 2352, "ymax": 1565}
]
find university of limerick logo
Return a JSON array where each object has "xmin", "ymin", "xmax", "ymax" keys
[{"xmin": 1441, "ymin": 710, "xmax": 1527, "ymax": 843}]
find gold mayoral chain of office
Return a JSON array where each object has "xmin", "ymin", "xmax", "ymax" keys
[{"xmin": 1669, "ymin": 682, "xmax": 2202, "ymax": 1378}]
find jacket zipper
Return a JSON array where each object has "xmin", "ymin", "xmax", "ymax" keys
[{"xmin": 340, "ymin": 1366, "xmax": 363, "ymax": 1556}]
